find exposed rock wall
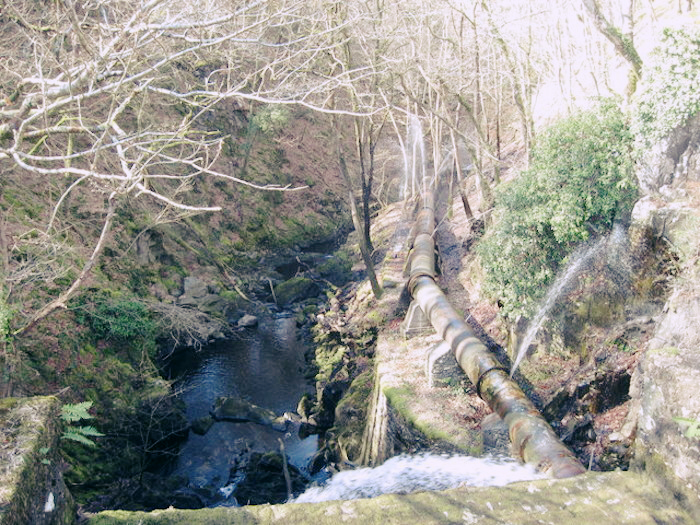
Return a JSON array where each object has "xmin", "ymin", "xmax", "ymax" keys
[
  {"xmin": 0, "ymin": 397, "xmax": 75, "ymax": 525},
  {"xmin": 637, "ymin": 114, "xmax": 700, "ymax": 193},
  {"xmin": 628, "ymin": 113, "xmax": 700, "ymax": 514}
]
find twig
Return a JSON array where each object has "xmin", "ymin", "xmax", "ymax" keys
[
  {"xmin": 269, "ymin": 278, "xmax": 278, "ymax": 306},
  {"xmin": 278, "ymin": 438, "xmax": 292, "ymax": 501}
]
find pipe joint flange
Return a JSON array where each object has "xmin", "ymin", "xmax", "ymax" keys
[
  {"xmin": 407, "ymin": 272, "xmax": 435, "ymax": 295},
  {"xmin": 475, "ymin": 366, "xmax": 510, "ymax": 399}
]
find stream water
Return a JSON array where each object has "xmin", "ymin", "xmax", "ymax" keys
[
  {"xmin": 293, "ymin": 453, "xmax": 543, "ymax": 503},
  {"xmin": 167, "ymin": 314, "xmax": 317, "ymax": 497}
]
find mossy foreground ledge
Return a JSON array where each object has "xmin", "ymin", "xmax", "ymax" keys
[
  {"xmin": 0, "ymin": 396, "xmax": 75, "ymax": 525},
  {"xmin": 86, "ymin": 471, "xmax": 693, "ymax": 524}
]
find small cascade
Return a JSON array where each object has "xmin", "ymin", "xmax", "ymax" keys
[
  {"xmin": 511, "ymin": 223, "xmax": 629, "ymax": 376},
  {"xmin": 293, "ymin": 453, "xmax": 543, "ymax": 503}
]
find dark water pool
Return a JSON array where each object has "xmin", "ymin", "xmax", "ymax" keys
[{"xmin": 167, "ymin": 314, "xmax": 317, "ymax": 493}]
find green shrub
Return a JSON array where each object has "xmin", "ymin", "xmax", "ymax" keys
[
  {"xmin": 633, "ymin": 26, "xmax": 700, "ymax": 145},
  {"xmin": 477, "ymin": 100, "xmax": 637, "ymax": 318},
  {"xmin": 74, "ymin": 291, "xmax": 157, "ymax": 342},
  {"xmin": 252, "ymin": 105, "xmax": 291, "ymax": 135}
]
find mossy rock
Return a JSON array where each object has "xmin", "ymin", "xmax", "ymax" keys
[
  {"xmin": 211, "ymin": 397, "xmax": 276, "ymax": 426},
  {"xmin": 191, "ymin": 416, "xmax": 215, "ymax": 436},
  {"xmin": 273, "ymin": 277, "xmax": 320, "ymax": 306},
  {"xmin": 0, "ymin": 396, "xmax": 76, "ymax": 525},
  {"xmin": 330, "ymin": 371, "xmax": 374, "ymax": 463}
]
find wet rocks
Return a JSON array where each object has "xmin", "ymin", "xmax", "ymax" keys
[
  {"xmin": 237, "ymin": 314, "xmax": 259, "ymax": 328},
  {"xmin": 211, "ymin": 397, "xmax": 277, "ymax": 426},
  {"xmin": 228, "ymin": 452, "xmax": 307, "ymax": 505}
]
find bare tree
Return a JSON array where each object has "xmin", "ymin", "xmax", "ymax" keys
[
  {"xmin": 582, "ymin": 0, "xmax": 643, "ymax": 95},
  {"xmin": 0, "ymin": 0, "xmax": 377, "ymax": 332}
]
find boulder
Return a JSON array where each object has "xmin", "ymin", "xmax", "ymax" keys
[
  {"xmin": 182, "ymin": 276, "xmax": 209, "ymax": 299},
  {"xmin": 237, "ymin": 314, "xmax": 259, "ymax": 328},
  {"xmin": 296, "ymin": 393, "xmax": 314, "ymax": 420},
  {"xmin": 273, "ymin": 277, "xmax": 320, "ymax": 306},
  {"xmin": 211, "ymin": 397, "xmax": 277, "ymax": 426},
  {"xmin": 190, "ymin": 416, "xmax": 215, "ymax": 436}
]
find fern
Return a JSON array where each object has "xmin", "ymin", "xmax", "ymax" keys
[
  {"xmin": 60, "ymin": 401, "xmax": 104, "ymax": 447},
  {"xmin": 61, "ymin": 401, "xmax": 95, "ymax": 423},
  {"xmin": 63, "ymin": 427, "xmax": 104, "ymax": 447}
]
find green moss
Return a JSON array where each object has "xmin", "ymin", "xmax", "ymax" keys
[
  {"xmin": 273, "ymin": 277, "xmax": 319, "ymax": 306},
  {"xmin": 314, "ymin": 344, "xmax": 347, "ymax": 384},
  {"xmin": 88, "ymin": 471, "xmax": 697, "ymax": 525},
  {"xmin": 331, "ymin": 370, "xmax": 375, "ymax": 461},
  {"xmin": 384, "ymin": 386, "xmax": 452, "ymax": 444}
]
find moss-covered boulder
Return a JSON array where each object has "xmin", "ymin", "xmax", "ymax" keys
[
  {"xmin": 211, "ymin": 397, "xmax": 277, "ymax": 426},
  {"xmin": 273, "ymin": 277, "xmax": 320, "ymax": 306},
  {"xmin": 0, "ymin": 396, "xmax": 75, "ymax": 525}
]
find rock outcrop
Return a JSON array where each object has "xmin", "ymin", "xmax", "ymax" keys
[
  {"xmin": 0, "ymin": 397, "xmax": 75, "ymax": 525},
  {"xmin": 627, "ymin": 110, "xmax": 700, "ymax": 514}
]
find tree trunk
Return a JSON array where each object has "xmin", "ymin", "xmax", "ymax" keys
[
  {"xmin": 16, "ymin": 194, "xmax": 118, "ymax": 335},
  {"xmin": 582, "ymin": 0, "xmax": 643, "ymax": 94},
  {"xmin": 450, "ymin": 131, "xmax": 474, "ymax": 222},
  {"xmin": 338, "ymin": 148, "xmax": 382, "ymax": 299}
]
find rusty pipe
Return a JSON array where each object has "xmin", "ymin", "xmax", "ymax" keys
[{"xmin": 405, "ymin": 189, "xmax": 585, "ymax": 479}]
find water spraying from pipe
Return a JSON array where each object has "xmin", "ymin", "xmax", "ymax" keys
[
  {"xmin": 510, "ymin": 223, "xmax": 630, "ymax": 377},
  {"xmin": 406, "ymin": 115, "xmax": 426, "ymax": 200}
]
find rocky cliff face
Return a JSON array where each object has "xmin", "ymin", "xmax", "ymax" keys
[
  {"xmin": 0, "ymin": 397, "xmax": 75, "ymax": 525},
  {"xmin": 628, "ymin": 114, "xmax": 700, "ymax": 510}
]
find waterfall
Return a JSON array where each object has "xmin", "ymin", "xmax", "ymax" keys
[{"xmin": 292, "ymin": 453, "xmax": 543, "ymax": 504}]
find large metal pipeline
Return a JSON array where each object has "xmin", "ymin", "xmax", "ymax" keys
[{"xmin": 405, "ymin": 188, "xmax": 586, "ymax": 479}]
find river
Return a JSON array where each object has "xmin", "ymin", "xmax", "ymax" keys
[{"xmin": 166, "ymin": 313, "xmax": 317, "ymax": 499}]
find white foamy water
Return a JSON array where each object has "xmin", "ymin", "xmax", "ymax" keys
[{"xmin": 292, "ymin": 454, "xmax": 543, "ymax": 503}]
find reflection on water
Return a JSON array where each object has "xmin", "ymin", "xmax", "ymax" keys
[{"xmin": 168, "ymin": 314, "xmax": 316, "ymax": 490}]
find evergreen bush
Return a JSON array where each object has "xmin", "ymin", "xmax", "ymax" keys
[
  {"xmin": 633, "ymin": 26, "xmax": 700, "ymax": 145},
  {"xmin": 74, "ymin": 291, "xmax": 157, "ymax": 343},
  {"xmin": 477, "ymin": 100, "xmax": 637, "ymax": 318}
]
